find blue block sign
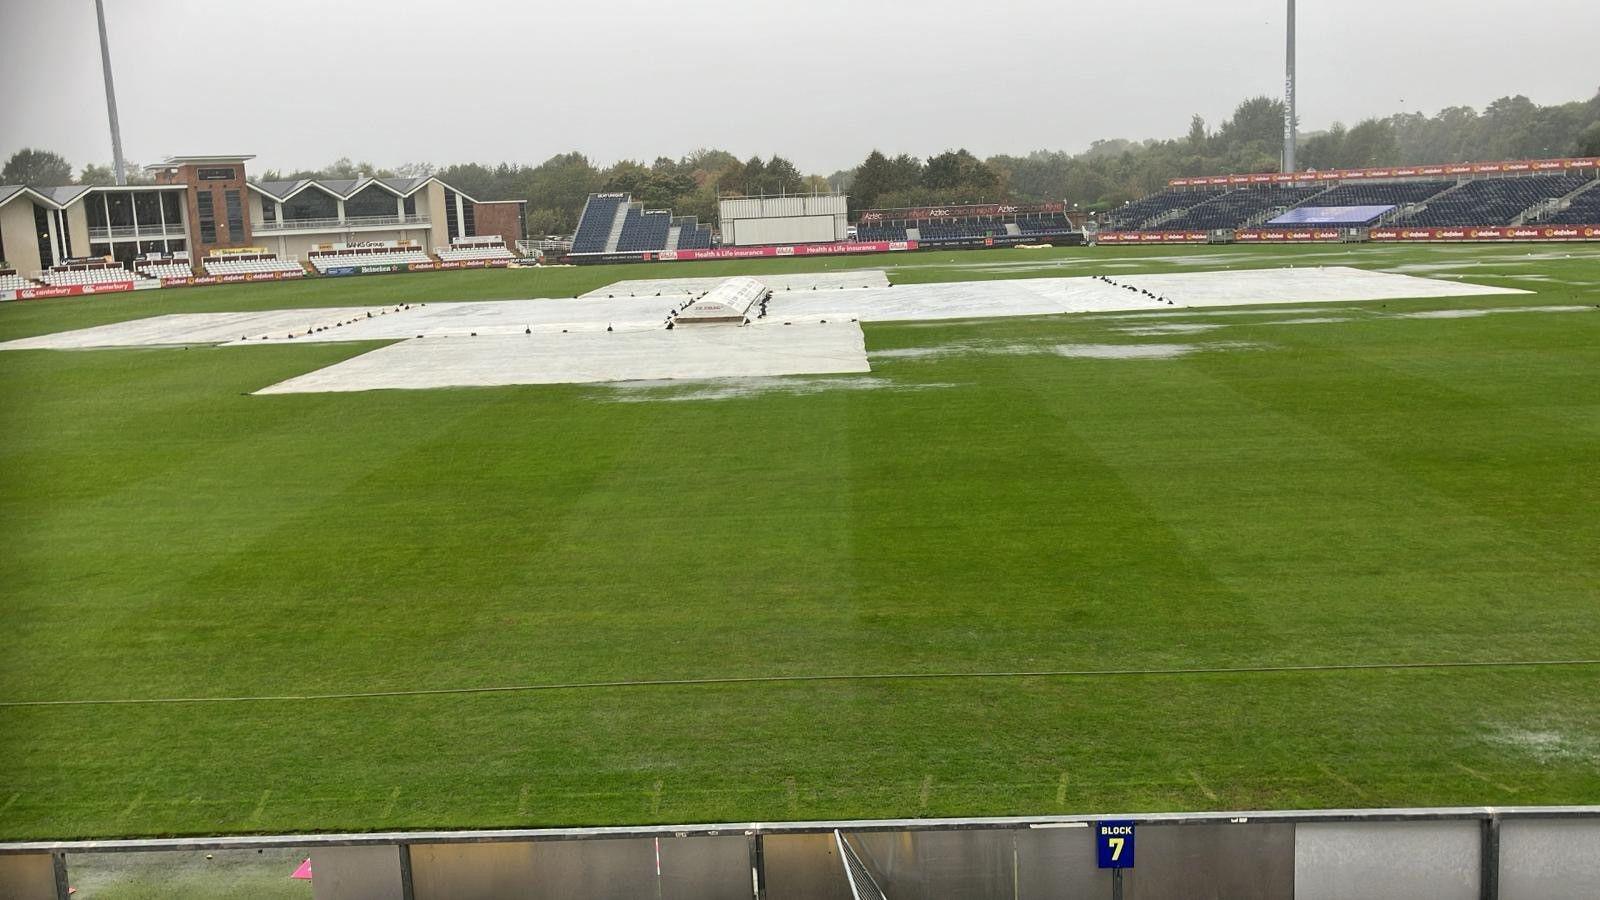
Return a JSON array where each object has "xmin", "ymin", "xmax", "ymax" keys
[{"xmin": 1096, "ymin": 820, "xmax": 1135, "ymax": 868}]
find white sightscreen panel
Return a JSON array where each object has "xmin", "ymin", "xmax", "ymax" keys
[{"xmin": 731, "ymin": 216, "xmax": 838, "ymax": 247}]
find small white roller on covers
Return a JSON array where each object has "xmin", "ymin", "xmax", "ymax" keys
[{"xmin": 672, "ymin": 277, "xmax": 770, "ymax": 325}]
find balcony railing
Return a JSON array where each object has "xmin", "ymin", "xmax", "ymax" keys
[
  {"xmin": 253, "ymin": 214, "xmax": 432, "ymax": 233},
  {"xmin": 87, "ymin": 224, "xmax": 188, "ymax": 241}
]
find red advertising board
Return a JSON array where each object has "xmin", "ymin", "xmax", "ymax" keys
[
  {"xmin": 14, "ymin": 281, "xmax": 136, "ymax": 300},
  {"xmin": 1168, "ymin": 155, "xmax": 1600, "ymax": 188},
  {"xmin": 1369, "ymin": 225, "xmax": 1600, "ymax": 242},
  {"xmin": 1094, "ymin": 232, "xmax": 1209, "ymax": 244},
  {"xmin": 1235, "ymin": 229, "xmax": 1344, "ymax": 242},
  {"xmin": 655, "ymin": 240, "xmax": 918, "ymax": 261},
  {"xmin": 160, "ymin": 270, "xmax": 305, "ymax": 288}
]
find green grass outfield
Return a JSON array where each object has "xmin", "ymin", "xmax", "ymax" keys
[{"xmin": 1, "ymin": 244, "xmax": 1597, "ymax": 840}]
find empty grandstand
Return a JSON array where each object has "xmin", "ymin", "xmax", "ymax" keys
[
  {"xmin": 134, "ymin": 257, "xmax": 195, "ymax": 280},
  {"xmin": 1104, "ymin": 187, "xmax": 1229, "ymax": 231},
  {"xmin": 437, "ymin": 236, "xmax": 515, "ymax": 263},
  {"xmin": 0, "ymin": 269, "xmax": 39, "ymax": 293},
  {"xmin": 1391, "ymin": 173, "xmax": 1596, "ymax": 227},
  {"xmin": 202, "ymin": 252, "xmax": 305, "ymax": 277},
  {"xmin": 857, "ymin": 202, "xmax": 1081, "ymax": 247},
  {"xmin": 570, "ymin": 193, "xmax": 718, "ymax": 258},
  {"xmin": 616, "ymin": 207, "xmax": 672, "ymax": 253},
  {"xmin": 306, "ymin": 241, "xmax": 431, "ymax": 273},
  {"xmin": 1157, "ymin": 185, "xmax": 1328, "ymax": 231},
  {"xmin": 572, "ymin": 194, "xmax": 629, "ymax": 254},
  {"xmin": 1100, "ymin": 156, "xmax": 1600, "ymax": 239},
  {"xmin": 1539, "ymin": 182, "xmax": 1600, "ymax": 224},
  {"xmin": 37, "ymin": 260, "xmax": 154, "ymax": 288}
]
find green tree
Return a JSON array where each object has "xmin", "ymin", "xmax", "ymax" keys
[
  {"xmin": 78, "ymin": 163, "xmax": 116, "ymax": 185},
  {"xmin": 2, "ymin": 148, "xmax": 73, "ymax": 186},
  {"xmin": 1577, "ymin": 121, "xmax": 1600, "ymax": 156}
]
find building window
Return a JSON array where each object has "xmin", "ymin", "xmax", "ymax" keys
[
  {"xmin": 56, "ymin": 210, "xmax": 73, "ymax": 259},
  {"xmin": 225, "ymin": 190, "xmax": 244, "ymax": 240},
  {"xmin": 403, "ymin": 195, "xmax": 417, "ymax": 217},
  {"xmin": 90, "ymin": 242, "xmax": 111, "ymax": 258},
  {"xmin": 196, "ymin": 191, "xmax": 217, "ymax": 244},
  {"xmin": 462, "ymin": 202, "xmax": 475, "ymax": 236},
  {"xmin": 161, "ymin": 191, "xmax": 183, "ymax": 225},
  {"xmin": 106, "ymin": 192, "xmax": 134, "ymax": 228},
  {"xmin": 344, "ymin": 185, "xmax": 396, "ymax": 218},
  {"xmin": 444, "ymin": 189, "xmax": 460, "ymax": 236},
  {"xmin": 88, "ymin": 198, "xmax": 108, "ymax": 230},
  {"xmin": 33, "ymin": 203, "xmax": 53, "ymax": 267},
  {"xmin": 135, "ymin": 193, "xmax": 162, "ymax": 230},
  {"xmin": 283, "ymin": 189, "xmax": 336, "ymax": 222}
]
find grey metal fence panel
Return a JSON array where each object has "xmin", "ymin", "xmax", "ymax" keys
[
  {"xmin": 409, "ymin": 835, "xmax": 749, "ymax": 900},
  {"xmin": 63, "ymin": 848, "xmax": 307, "ymax": 899},
  {"xmin": 1010, "ymin": 825, "xmax": 1105, "ymax": 898},
  {"xmin": 762, "ymin": 833, "xmax": 853, "ymax": 900},
  {"xmin": 1122, "ymin": 823, "xmax": 1294, "ymax": 900},
  {"xmin": 0, "ymin": 853, "xmax": 59, "ymax": 900},
  {"xmin": 1498, "ymin": 818, "xmax": 1600, "ymax": 900},
  {"xmin": 312, "ymin": 845, "xmax": 406, "ymax": 900},
  {"xmin": 1295, "ymin": 820, "xmax": 1481, "ymax": 900},
  {"xmin": 850, "ymin": 828, "xmax": 1019, "ymax": 899}
]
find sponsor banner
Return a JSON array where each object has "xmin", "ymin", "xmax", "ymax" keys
[
  {"xmin": 323, "ymin": 266, "xmax": 359, "ymax": 277},
  {"xmin": 653, "ymin": 240, "xmax": 920, "ymax": 262},
  {"xmin": 1094, "ymin": 232, "xmax": 1209, "ymax": 244},
  {"xmin": 359, "ymin": 264, "xmax": 403, "ymax": 275},
  {"xmin": 408, "ymin": 261, "xmax": 440, "ymax": 271},
  {"xmin": 859, "ymin": 202, "xmax": 1064, "ymax": 222},
  {"xmin": 1168, "ymin": 155, "xmax": 1600, "ymax": 187},
  {"xmin": 1235, "ymin": 229, "xmax": 1344, "ymax": 242},
  {"xmin": 1369, "ymin": 225, "xmax": 1600, "ymax": 242},
  {"xmin": 15, "ymin": 281, "xmax": 136, "ymax": 300},
  {"xmin": 208, "ymin": 247, "xmax": 270, "ymax": 257}
]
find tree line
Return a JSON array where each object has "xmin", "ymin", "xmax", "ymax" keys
[{"xmin": 7, "ymin": 89, "xmax": 1596, "ymax": 231}]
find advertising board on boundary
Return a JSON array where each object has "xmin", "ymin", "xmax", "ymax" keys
[
  {"xmin": 653, "ymin": 240, "xmax": 917, "ymax": 262},
  {"xmin": 10, "ymin": 281, "xmax": 136, "ymax": 300},
  {"xmin": 1369, "ymin": 225, "xmax": 1600, "ymax": 242},
  {"xmin": 160, "ymin": 271, "xmax": 306, "ymax": 288},
  {"xmin": 1234, "ymin": 229, "xmax": 1346, "ymax": 242},
  {"xmin": 1094, "ymin": 232, "xmax": 1209, "ymax": 244}
]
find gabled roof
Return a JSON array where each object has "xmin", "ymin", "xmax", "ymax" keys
[
  {"xmin": 42, "ymin": 185, "xmax": 94, "ymax": 205},
  {"xmin": 0, "ymin": 185, "xmax": 70, "ymax": 210},
  {"xmin": 246, "ymin": 175, "xmax": 480, "ymax": 204}
]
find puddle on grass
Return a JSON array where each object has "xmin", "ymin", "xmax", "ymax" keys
[
  {"xmin": 598, "ymin": 375, "xmax": 958, "ymax": 403},
  {"xmin": 1049, "ymin": 342, "xmax": 1260, "ymax": 359},
  {"xmin": 1114, "ymin": 323, "xmax": 1227, "ymax": 336},
  {"xmin": 1481, "ymin": 723, "xmax": 1600, "ymax": 766},
  {"xmin": 1400, "ymin": 304, "xmax": 1593, "ymax": 319},
  {"xmin": 873, "ymin": 338, "xmax": 1265, "ymax": 362}
]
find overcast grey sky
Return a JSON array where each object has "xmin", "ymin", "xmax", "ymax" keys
[{"xmin": 3, "ymin": 0, "xmax": 1597, "ymax": 175}]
